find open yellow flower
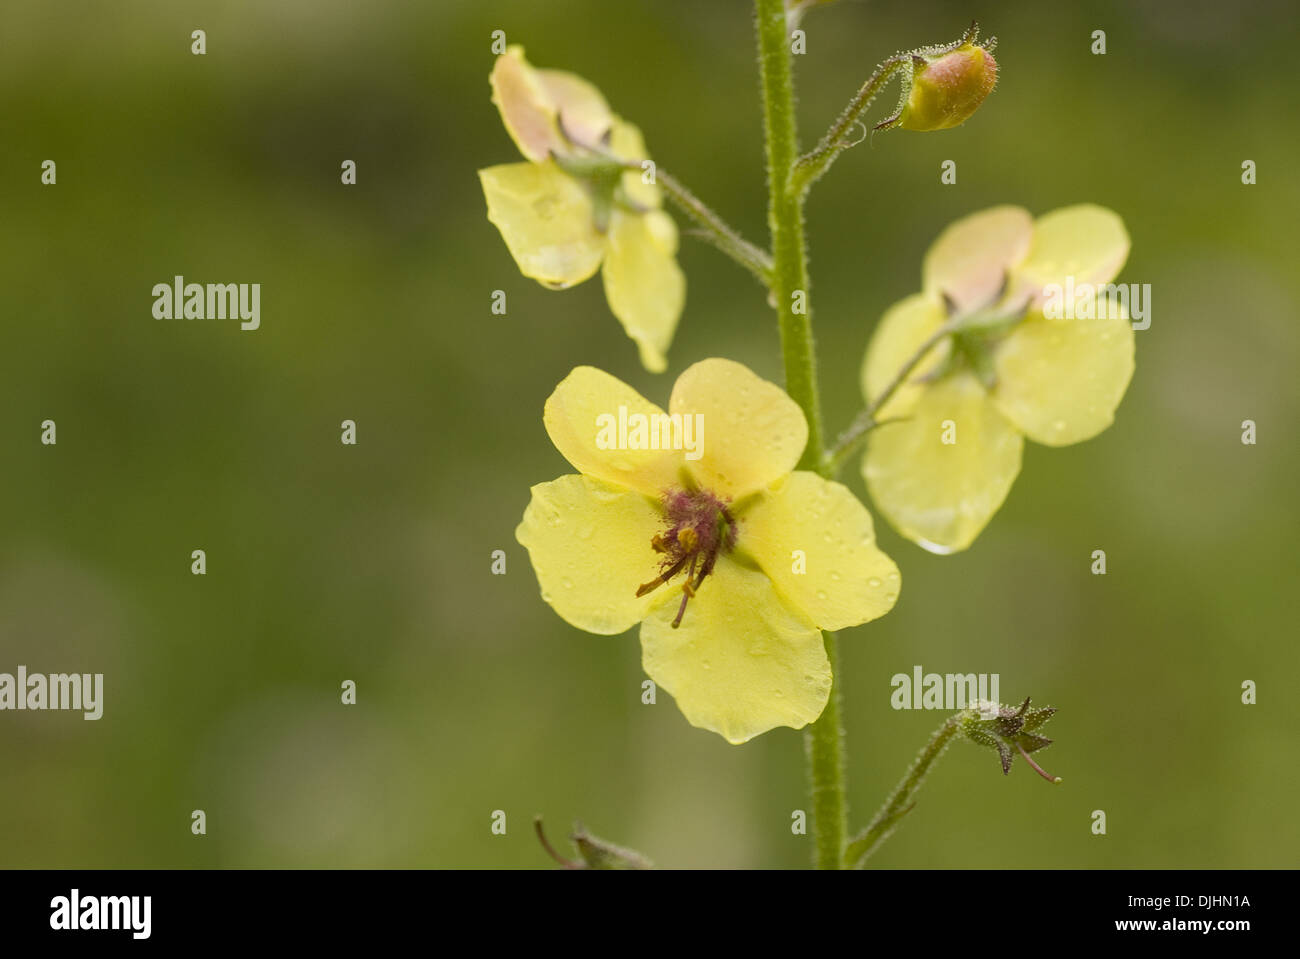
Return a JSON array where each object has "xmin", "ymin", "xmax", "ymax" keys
[
  {"xmin": 517, "ymin": 359, "xmax": 900, "ymax": 743},
  {"xmin": 478, "ymin": 46, "xmax": 685, "ymax": 373},
  {"xmin": 861, "ymin": 204, "xmax": 1134, "ymax": 553}
]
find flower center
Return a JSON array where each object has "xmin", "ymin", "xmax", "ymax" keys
[{"xmin": 635, "ymin": 488, "xmax": 737, "ymax": 629}]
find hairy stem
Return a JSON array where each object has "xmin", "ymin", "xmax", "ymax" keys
[
  {"xmin": 823, "ymin": 315, "xmax": 962, "ymax": 474},
  {"xmin": 756, "ymin": 0, "xmax": 824, "ymax": 473},
  {"xmin": 756, "ymin": 0, "xmax": 841, "ymax": 869},
  {"xmin": 654, "ymin": 167, "xmax": 774, "ymax": 286},
  {"xmin": 805, "ymin": 631, "xmax": 847, "ymax": 869},
  {"xmin": 574, "ymin": 136, "xmax": 774, "ymax": 286},
  {"xmin": 845, "ymin": 714, "xmax": 963, "ymax": 867},
  {"xmin": 789, "ymin": 55, "xmax": 913, "ymax": 196}
]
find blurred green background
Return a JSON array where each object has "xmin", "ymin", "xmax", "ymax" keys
[{"xmin": 2, "ymin": 0, "xmax": 1296, "ymax": 868}]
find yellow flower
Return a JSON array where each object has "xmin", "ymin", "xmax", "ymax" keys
[
  {"xmin": 861, "ymin": 204, "xmax": 1134, "ymax": 553},
  {"xmin": 517, "ymin": 359, "xmax": 900, "ymax": 743},
  {"xmin": 478, "ymin": 46, "xmax": 685, "ymax": 373}
]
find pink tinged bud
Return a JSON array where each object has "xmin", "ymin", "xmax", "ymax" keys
[{"xmin": 898, "ymin": 43, "xmax": 998, "ymax": 132}]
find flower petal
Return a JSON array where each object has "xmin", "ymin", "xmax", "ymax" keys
[
  {"xmin": 991, "ymin": 306, "xmax": 1135, "ymax": 447},
  {"xmin": 1013, "ymin": 204, "xmax": 1130, "ymax": 307},
  {"xmin": 738, "ymin": 472, "xmax": 900, "ymax": 631},
  {"xmin": 489, "ymin": 46, "xmax": 567, "ymax": 162},
  {"xmin": 516, "ymin": 475, "xmax": 668, "ymax": 635},
  {"xmin": 537, "ymin": 68, "xmax": 613, "ymax": 150},
  {"xmin": 601, "ymin": 209, "xmax": 685, "ymax": 373},
  {"xmin": 543, "ymin": 366, "xmax": 683, "ymax": 498},
  {"xmin": 669, "ymin": 358, "xmax": 808, "ymax": 500},
  {"xmin": 863, "ymin": 372, "xmax": 1023, "ymax": 553},
  {"xmin": 861, "ymin": 293, "xmax": 951, "ymax": 420},
  {"xmin": 608, "ymin": 117, "xmax": 661, "ymax": 210},
  {"xmin": 640, "ymin": 560, "xmax": 829, "ymax": 743},
  {"xmin": 479, "ymin": 160, "xmax": 605, "ymax": 289},
  {"xmin": 922, "ymin": 206, "xmax": 1033, "ymax": 315}
]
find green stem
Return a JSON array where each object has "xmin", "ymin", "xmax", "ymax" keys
[
  {"xmin": 654, "ymin": 168, "xmax": 774, "ymax": 286},
  {"xmin": 788, "ymin": 55, "xmax": 913, "ymax": 196},
  {"xmin": 822, "ymin": 410, "xmax": 898, "ymax": 477},
  {"xmin": 570, "ymin": 137, "xmax": 774, "ymax": 286},
  {"xmin": 756, "ymin": 0, "xmax": 823, "ymax": 474},
  {"xmin": 756, "ymin": 0, "xmax": 842, "ymax": 869},
  {"xmin": 822, "ymin": 315, "xmax": 963, "ymax": 474},
  {"xmin": 845, "ymin": 714, "xmax": 962, "ymax": 867},
  {"xmin": 805, "ymin": 631, "xmax": 846, "ymax": 869}
]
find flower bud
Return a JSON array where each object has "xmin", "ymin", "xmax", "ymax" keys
[{"xmin": 898, "ymin": 41, "xmax": 997, "ymax": 132}]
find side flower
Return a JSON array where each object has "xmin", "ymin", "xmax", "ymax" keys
[
  {"xmin": 478, "ymin": 45, "xmax": 685, "ymax": 373},
  {"xmin": 517, "ymin": 358, "xmax": 900, "ymax": 743},
  {"xmin": 861, "ymin": 204, "xmax": 1135, "ymax": 553}
]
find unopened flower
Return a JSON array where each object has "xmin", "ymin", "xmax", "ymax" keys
[
  {"xmin": 861, "ymin": 204, "xmax": 1134, "ymax": 553},
  {"xmin": 517, "ymin": 359, "xmax": 900, "ymax": 743},
  {"xmin": 478, "ymin": 46, "xmax": 684, "ymax": 373},
  {"xmin": 897, "ymin": 37, "xmax": 998, "ymax": 131}
]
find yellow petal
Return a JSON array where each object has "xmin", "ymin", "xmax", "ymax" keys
[
  {"xmin": 601, "ymin": 209, "xmax": 685, "ymax": 373},
  {"xmin": 608, "ymin": 117, "xmax": 661, "ymax": 210},
  {"xmin": 861, "ymin": 293, "xmax": 951, "ymax": 421},
  {"xmin": 863, "ymin": 372, "xmax": 1023, "ymax": 553},
  {"xmin": 1014, "ymin": 204, "xmax": 1130, "ymax": 306},
  {"xmin": 669, "ymin": 358, "xmax": 808, "ymax": 500},
  {"xmin": 922, "ymin": 206, "xmax": 1033, "ymax": 315},
  {"xmin": 991, "ymin": 305, "xmax": 1135, "ymax": 446},
  {"xmin": 640, "ymin": 560, "xmax": 829, "ymax": 743},
  {"xmin": 516, "ymin": 475, "xmax": 668, "ymax": 635},
  {"xmin": 479, "ymin": 160, "xmax": 605, "ymax": 289},
  {"xmin": 489, "ymin": 46, "xmax": 566, "ymax": 162},
  {"xmin": 738, "ymin": 472, "xmax": 900, "ymax": 631},
  {"xmin": 543, "ymin": 366, "xmax": 683, "ymax": 498},
  {"xmin": 537, "ymin": 68, "xmax": 613, "ymax": 150}
]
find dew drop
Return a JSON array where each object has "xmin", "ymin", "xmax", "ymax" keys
[{"xmin": 867, "ymin": 576, "xmax": 882, "ymax": 588}]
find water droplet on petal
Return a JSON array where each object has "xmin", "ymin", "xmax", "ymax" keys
[{"xmin": 867, "ymin": 577, "xmax": 882, "ymax": 588}]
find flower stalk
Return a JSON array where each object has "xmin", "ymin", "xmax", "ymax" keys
[
  {"xmin": 654, "ymin": 167, "xmax": 775, "ymax": 286},
  {"xmin": 756, "ymin": 0, "xmax": 843, "ymax": 868},
  {"xmin": 823, "ymin": 314, "xmax": 964, "ymax": 474}
]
